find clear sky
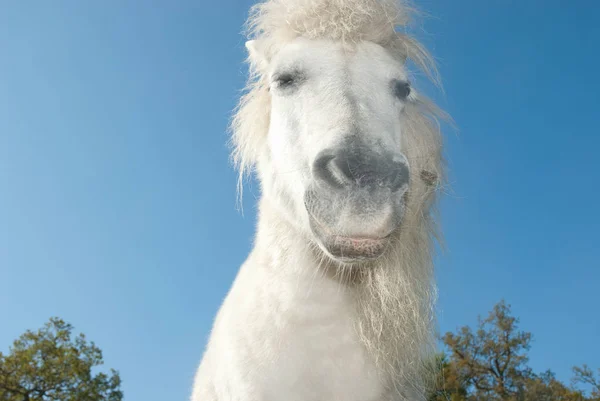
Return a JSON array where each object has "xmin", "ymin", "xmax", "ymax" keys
[{"xmin": 1, "ymin": 1, "xmax": 598, "ymax": 400}]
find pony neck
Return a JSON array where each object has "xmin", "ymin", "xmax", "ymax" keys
[{"xmin": 252, "ymin": 196, "xmax": 320, "ymax": 274}]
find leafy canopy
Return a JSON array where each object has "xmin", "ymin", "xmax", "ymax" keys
[
  {"xmin": 432, "ymin": 300, "xmax": 598, "ymax": 401},
  {"xmin": 0, "ymin": 318, "xmax": 122, "ymax": 401}
]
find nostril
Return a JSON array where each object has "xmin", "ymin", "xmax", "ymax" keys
[
  {"xmin": 313, "ymin": 153, "xmax": 347, "ymax": 189},
  {"xmin": 332, "ymin": 155, "xmax": 355, "ymax": 184}
]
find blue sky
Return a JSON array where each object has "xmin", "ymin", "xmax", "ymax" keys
[{"xmin": 1, "ymin": 1, "xmax": 598, "ymax": 400}]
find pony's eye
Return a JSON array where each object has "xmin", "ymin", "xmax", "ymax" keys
[
  {"xmin": 276, "ymin": 74, "xmax": 295, "ymax": 87},
  {"xmin": 272, "ymin": 71, "xmax": 305, "ymax": 92},
  {"xmin": 393, "ymin": 80, "xmax": 411, "ymax": 100}
]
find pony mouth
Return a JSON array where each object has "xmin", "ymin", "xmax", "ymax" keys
[
  {"xmin": 323, "ymin": 235, "xmax": 390, "ymax": 262},
  {"xmin": 307, "ymin": 213, "xmax": 393, "ymax": 262}
]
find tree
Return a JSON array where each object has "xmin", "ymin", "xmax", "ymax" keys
[
  {"xmin": 520, "ymin": 370, "xmax": 586, "ymax": 401},
  {"xmin": 429, "ymin": 353, "xmax": 468, "ymax": 401},
  {"xmin": 442, "ymin": 300, "xmax": 532, "ymax": 400},
  {"xmin": 434, "ymin": 300, "xmax": 599, "ymax": 401},
  {"xmin": 0, "ymin": 318, "xmax": 122, "ymax": 401},
  {"xmin": 573, "ymin": 365, "xmax": 600, "ymax": 400}
]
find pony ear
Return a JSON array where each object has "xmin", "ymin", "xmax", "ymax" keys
[{"xmin": 245, "ymin": 40, "xmax": 270, "ymax": 71}]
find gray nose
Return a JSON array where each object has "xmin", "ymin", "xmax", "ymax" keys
[{"xmin": 313, "ymin": 148, "xmax": 409, "ymax": 192}]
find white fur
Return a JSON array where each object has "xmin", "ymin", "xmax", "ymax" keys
[{"xmin": 192, "ymin": 0, "xmax": 448, "ymax": 400}]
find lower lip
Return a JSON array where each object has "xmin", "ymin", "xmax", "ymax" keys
[
  {"xmin": 327, "ymin": 235, "xmax": 389, "ymax": 260},
  {"xmin": 336, "ymin": 236, "xmax": 386, "ymax": 245}
]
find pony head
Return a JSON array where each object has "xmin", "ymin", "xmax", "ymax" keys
[{"xmin": 233, "ymin": 0, "xmax": 445, "ymax": 266}]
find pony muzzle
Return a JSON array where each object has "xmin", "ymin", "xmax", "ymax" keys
[{"xmin": 304, "ymin": 186, "xmax": 406, "ymax": 263}]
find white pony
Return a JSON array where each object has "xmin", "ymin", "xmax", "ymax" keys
[{"xmin": 192, "ymin": 0, "xmax": 446, "ymax": 400}]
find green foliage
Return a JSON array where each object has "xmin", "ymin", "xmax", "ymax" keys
[
  {"xmin": 443, "ymin": 300, "xmax": 532, "ymax": 399},
  {"xmin": 0, "ymin": 318, "xmax": 122, "ymax": 401},
  {"xmin": 433, "ymin": 300, "xmax": 598, "ymax": 401},
  {"xmin": 573, "ymin": 365, "xmax": 600, "ymax": 400},
  {"xmin": 521, "ymin": 370, "xmax": 587, "ymax": 401},
  {"xmin": 429, "ymin": 353, "xmax": 468, "ymax": 401}
]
